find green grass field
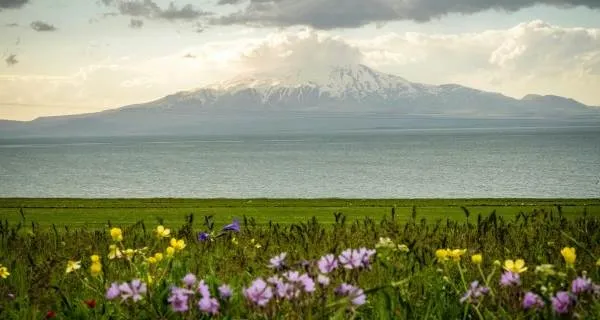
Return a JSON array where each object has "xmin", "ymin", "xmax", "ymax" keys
[{"xmin": 1, "ymin": 198, "xmax": 599, "ymax": 227}]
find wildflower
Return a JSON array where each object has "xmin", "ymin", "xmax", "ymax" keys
[
  {"xmin": 198, "ymin": 297, "xmax": 220, "ymax": 315},
  {"xmin": 119, "ymin": 279, "xmax": 147, "ymax": 302},
  {"xmin": 84, "ymin": 299, "xmax": 96, "ymax": 309},
  {"xmin": 155, "ymin": 225, "xmax": 171, "ymax": 238},
  {"xmin": 198, "ymin": 280, "xmax": 210, "ymax": 298},
  {"xmin": 561, "ymin": 247, "xmax": 576, "ymax": 266},
  {"xmin": 166, "ymin": 246, "xmax": 175, "ymax": 257},
  {"xmin": 124, "ymin": 248, "xmax": 135, "ymax": 259},
  {"xmin": 275, "ymin": 281, "xmax": 298, "ymax": 300},
  {"xmin": 299, "ymin": 274, "xmax": 315, "ymax": 293},
  {"xmin": 90, "ymin": 255, "xmax": 100, "ymax": 263},
  {"xmin": 376, "ymin": 237, "xmax": 395, "ymax": 249},
  {"xmin": 231, "ymin": 237, "xmax": 238, "ymax": 245},
  {"xmin": 170, "ymin": 238, "xmax": 186, "ymax": 251},
  {"xmin": 284, "ymin": 271, "xmax": 301, "ymax": 282},
  {"xmin": 0, "ymin": 265, "xmax": 10, "ymax": 279},
  {"xmin": 460, "ymin": 281, "xmax": 490, "ymax": 304},
  {"xmin": 66, "ymin": 260, "xmax": 81, "ymax": 274},
  {"xmin": 471, "ymin": 254, "xmax": 483, "ymax": 265},
  {"xmin": 448, "ymin": 249, "xmax": 467, "ymax": 261},
  {"xmin": 90, "ymin": 262, "xmax": 102, "ymax": 277},
  {"xmin": 335, "ymin": 283, "xmax": 367, "ymax": 306},
  {"xmin": 493, "ymin": 260, "xmax": 501, "ymax": 267},
  {"xmin": 318, "ymin": 254, "xmax": 338, "ymax": 273},
  {"xmin": 339, "ymin": 249, "xmax": 362, "ymax": 269},
  {"xmin": 250, "ymin": 239, "xmax": 261, "ymax": 248},
  {"xmin": 110, "ymin": 228, "xmax": 123, "ymax": 242},
  {"xmin": 535, "ymin": 264, "xmax": 556, "ymax": 276},
  {"xmin": 435, "ymin": 249, "xmax": 450, "ymax": 261},
  {"xmin": 523, "ymin": 292, "xmax": 545, "ymax": 310},
  {"xmin": 147, "ymin": 257, "xmax": 157, "ymax": 264},
  {"xmin": 218, "ymin": 284, "xmax": 232, "ymax": 300},
  {"xmin": 504, "ymin": 259, "xmax": 527, "ymax": 273},
  {"xmin": 269, "ymin": 252, "xmax": 287, "ymax": 270},
  {"xmin": 108, "ymin": 244, "xmax": 122, "ymax": 260},
  {"xmin": 571, "ymin": 276, "xmax": 593, "ymax": 294},
  {"xmin": 500, "ymin": 271, "xmax": 521, "ymax": 287},
  {"xmin": 222, "ymin": 219, "xmax": 240, "ymax": 232},
  {"xmin": 105, "ymin": 283, "xmax": 121, "ymax": 300},
  {"xmin": 317, "ymin": 274, "xmax": 330, "ymax": 286},
  {"xmin": 182, "ymin": 273, "xmax": 197, "ymax": 288},
  {"xmin": 153, "ymin": 252, "xmax": 163, "ymax": 262},
  {"xmin": 357, "ymin": 247, "xmax": 376, "ymax": 267},
  {"xmin": 45, "ymin": 311, "xmax": 57, "ymax": 319},
  {"xmin": 551, "ymin": 291, "xmax": 572, "ymax": 314},
  {"xmin": 168, "ymin": 287, "xmax": 191, "ymax": 313},
  {"xmin": 244, "ymin": 278, "xmax": 273, "ymax": 306},
  {"xmin": 198, "ymin": 232, "xmax": 210, "ymax": 241},
  {"xmin": 397, "ymin": 244, "xmax": 410, "ymax": 253},
  {"xmin": 267, "ymin": 275, "xmax": 283, "ymax": 286}
]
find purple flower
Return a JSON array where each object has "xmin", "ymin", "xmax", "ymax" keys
[
  {"xmin": 298, "ymin": 274, "xmax": 315, "ymax": 293},
  {"xmin": 275, "ymin": 281, "xmax": 299, "ymax": 300},
  {"xmin": 269, "ymin": 252, "xmax": 287, "ymax": 270},
  {"xmin": 218, "ymin": 284, "xmax": 232, "ymax": 300},
  {"xmin": 168, "ymin": 287, "xmax": 192, "ymax": 312},
  {"xmin": 339, "ymin": 249, "xmax": 362, "ymax": 269},
  {"xmin": 335, "ymin": 283, "xmax": 367, "ymax": 306},
  {"xmin": 182, "ymin": 273, "xmax": 197, "ymax": 288},
  {"xmin": 552, "ymin": 291, "xmax": 572, "ymax": 314},
  {"xmin": 222, "ymin": 219, "xmax": 240, "ymax": 232},
  {"xmin": 197, "ymin": 280, "xmax": 210, "ymax": 298},
  {"xmin": 267, "ymin": 275, "xmax": 283, "ymax": 286},
  {"xmin": 197, "ymin": 232, "xmax": 210, "ymax": 241},
  {"xmin": 460, "ymin": 281, "xmax": 489, "ymax": 304},
  {"xmin": 198, "ymin": 297, "xmax": 219, "ymax": 315},
  {"xmin": 318, "ymin": 254, "xmax": 338, "ymax": 273},
  {"xmin": 571, "ymin": 276, "xmax": 593, "ymax": 294},
  {"xmin": 357, "ymin": 247, "xmax": 376, "ymax": 267},
  {"xmin": 118, "ymin": 279, "xmax": 147, "ymax": 302},
  {"xmin": 284, "ymin": 271, "xmax": 301, "ymax": 283},
  {"xmin": 317, "ymin": 274, "xmax": 330, "ymax": 286},
  {"xmin": 523, "ymin": 292, "xmax": 545, "ymax": 310},
  {"xmin": 500, "ymin": 271, "xmax": 521, "ymax": 287},
  {"xmin": 244, "ymin": 278, "xmax": 273, "ymax": 307},
  {"xmin": 105, "ymin": 282, "xmax": 120, "ymax": 300}
]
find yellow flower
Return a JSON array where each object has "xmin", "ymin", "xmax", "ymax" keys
[
  {"xmin": 504, "ymin": 259, "xmax": 527, "ymax": 273},
  {"xmin": 560, "ymin": 247, "xmax": 576, "ymax": 266},
  {"xmin": 170, "ymin": 238, "xmax": 186, "ymax": 251},
  {"xmin": 90, "ymin": 254, "xmax": 100, "ymax": 263},
  {"xmin": 448, "ymin": 249, "xmax": 467, "ymax": 261},
  {"xmin": 147, "ymin": 257, "xmax": 157, "ymax": 264},
  {"xmin": 0, "ymin": 265, "xmax": 10, "ymax": 279},
  {"xmin": 108, "ymin": 244, "xmax": 122, "ymax": 260},
  {"xmin": 66, "ymin": 260, "xmax": 81, "ymax": 274},
  {"xmin": 435, "ymin": 249, "xmax": 450, "ymax": 261},
  {"xmin": 110, "ymin": 228, "xmax": 123, "ymax": 242},
  {"xmin": 165, "ymin": 246, "xmax": 175, "ymax": 257},
  {"xmin": 255, "ymin": 243, "xmax": 262, "ymax": 249},
  {"xmin": 471, "ymin": 254, "xmax": 483, "ymax": 265},
  {"xmin": 231, "ymin": 237, "xmax": 238, "ymax": 246},
  {"xmin": 397, "ymin": 244, "xmax": 410, "ymax": 253},
  {"xmin": 147, "ymin": 274, "xmax": 154, "ymax": 285},
  {"xmin": 154, "ymin": 252, "xmax": 164, "ymax": 262},
  {"xmin": 155, "ymin": 225, "xmax": 171, "ymax": 238},
  {"xmin": 124, "ymin": 248, "xmax": 135, "ymax": 259},
  {"xmin": 90, "ymin": 262, "xmax": 102, "ymax": 276}
]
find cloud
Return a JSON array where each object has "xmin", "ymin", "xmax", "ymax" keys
[
  {"xmin": 30, "ymin": 21, "xmax": 56, "ymax": 32},
  {"xmin": 0, "ymin": 0, "xmax": 28, "ymax": 9},
  {"xmin": 213, "ymin": 0, "xmax": 600, "ymax": 29},
  {"xmin": 101, "ymin": 0, "xmax": 211, "ymax": 21},
  {"xmin": 129, "ymin": 18, "xmax": 144, "ymax": 28},
  {"xmin": 5, "ymin": 54, "xmax": 18, "ymax": 66}
]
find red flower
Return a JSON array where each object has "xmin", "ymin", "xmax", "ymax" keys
[
  {"xmin": 45, "ymin": 311, "xmax": 56, "ymax": 319},
  {"xmin": 84, "ymin": 299, "xmax": 97, "ymax": 309}
]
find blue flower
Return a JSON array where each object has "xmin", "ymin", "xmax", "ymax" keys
[
  {"xmin": 222, "ymin": 219, "xmax": 240, "ymax": 233},
  {"xmin": 198, "ymin": 232, "xmax": 210, "ymax": 241}
]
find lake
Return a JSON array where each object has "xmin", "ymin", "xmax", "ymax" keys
[{"xmin": 0, "ymin": 126, "xmax": 599, "ymax": 198}]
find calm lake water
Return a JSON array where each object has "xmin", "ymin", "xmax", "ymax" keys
[{"xmin": 0, "ymin": 126, "xmax": 599, "ymax": 198}]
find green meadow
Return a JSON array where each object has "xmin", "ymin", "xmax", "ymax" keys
[{"xmin": 1, "ymin": 198, "xmax": 599, "ymax": 227}]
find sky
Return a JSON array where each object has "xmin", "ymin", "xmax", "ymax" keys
[{"xmin": 0, "ymin": 0, "xmax": 599, "ymax": 121}]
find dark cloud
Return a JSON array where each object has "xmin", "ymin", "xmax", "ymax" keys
[
  {"xmin": 30, "ymin": 21, "xmax": 56, "ymax": 32},
  {"xmin": 0, "ymin": 0, "xmax": 29, "ymax": 9},
  {"xmin": 101, "ymin": 0, "xmax": 211, "ymax": 21},
  {"xmin": 213, "ymin": 0, "xmax": 600, "ymax": 29},
  {"xmin": 5, "ymin": 54, "xmax": 18, "ymax": 66},
  {"xmin": 129, "ymin": 18, "xmax": 144, "ymax": 28}
]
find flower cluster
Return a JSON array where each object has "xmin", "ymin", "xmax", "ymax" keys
[
  {"xmin": 435, "ymin": 248, "xmax": 467, "ymax": 262},
  {"xmin": 106, "ymin": 279, "xmax": 148, "ymax": 302},
  {"xmin": 168, "ymin": 273, "xmax": 229, "ymax": 315}
]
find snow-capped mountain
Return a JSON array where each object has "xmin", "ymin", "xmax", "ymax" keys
[{"xmin": 1, "ymin": 64, "xmax": 598, "ymax": 138}]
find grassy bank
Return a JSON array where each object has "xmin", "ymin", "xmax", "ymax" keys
[{"xmin": 1, "ymin": 198, "xmax": 599, "ymax": 227}]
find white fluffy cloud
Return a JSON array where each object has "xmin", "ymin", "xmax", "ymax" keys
[{"xmin": 1, "ymin": 20, "xmax": 599, "ymax": 120}]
